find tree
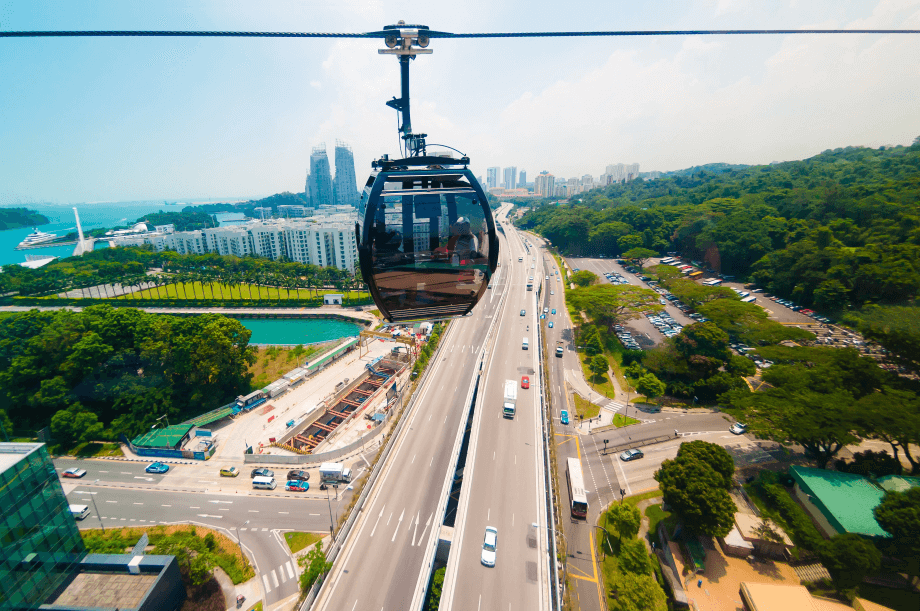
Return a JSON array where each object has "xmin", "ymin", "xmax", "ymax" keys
[
  {"xmin": 610, "ymin": 572, "xmax": 667, "ymax": 611},
  {"xmin": 818, "ymin": 533, "xmax": 881, "ymax": 593},
  {"xmin": 568, "ymin": 284, "xmax": 662, "ymax": 331},
  {"xmin": 607, "ymin": 502, "xmax": 641, "ymax": 543},
  {"xmin": 731, "ymin": 388, "xmax": 859, "ymax": 468},
  {"xmin": 617, "ymin": 234, "xmax": 644, "ymax": 254},
  {"xmin": 874, "ymin": 487, "xmax": 920, "ymax": 563},
  {"xmin": 636, "ymin": 373, "xmax": 666, "ymax": 401},
  {"xmin": 676, "ymin": 441, "xmax": 736, "ymax": 489},
  {"xmin": 0, "ymin": 409, "xmax": 13, "ymax": 440},
  {"xmin": 655, "ymin": 456, "xmax": 736, "ymax": 536},
  {"xmin": 571, "ymin": 270, "xmax": 598, "ymax": 287},
  {"xmin": 621, "ymin": 247, "xmax": 658, "ymax": 268},
  {"xmin": 814, "ymin": 279, "xmax": 850, "ymax": 310},
  {"xmin": 673, "ymin": 322, "xmax": 730, "ymax": 361},
  {"xmin": 299, "ymin": 540, "xmax": 333, "ymax": 593},
  {"xmin": 836, "ymin": 450, "xmax": 902, "ymax": 477},
  {"xmin": 856, "ymin": 389, "xmax": 920, "ymax": 474},
  {"xmin": 189, "ymin": 553, "xmax": 215, "ymax": 586},
  {"xmin": 589, "ymin": 354, "xmax": 609, "ymax": 380},
  {"xmin": 618, "ymin": 539, "xmax": 653, "ymax": 575}
]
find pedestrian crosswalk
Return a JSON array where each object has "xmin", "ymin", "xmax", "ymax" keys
[
  {"xmin": 239, "ymin": 527, "xmax": 270, "ymax": 532},
  {"xmin": 261, "ymin": 560, "xmax": 297, "ymax": 593}
]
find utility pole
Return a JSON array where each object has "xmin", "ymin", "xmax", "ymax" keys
[{"xmin": 91, "ymin": 480, "xmax": 105, "ymax": 533}]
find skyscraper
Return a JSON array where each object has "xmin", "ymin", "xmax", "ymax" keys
[
  {"xmin": 486, "ymin": 167, "xmax": 500, "ymax": 190},
  {"xmin": 534, "ymin": 171, "xmax": 554, "ymax": 197},
  {"xmin": 333, "ymin": 140, "xmax": 359, "ymax": 208},
  {"xmin": 308, "ymin": 144, "xmax": 333, "ymax": 208},
  {"xmin": 503, "ymin": 166, "xmax": 517, "ymax": 190},
  {"xmin": 518, "ymin": 170, "xmax": 527, "ymax": 188}
]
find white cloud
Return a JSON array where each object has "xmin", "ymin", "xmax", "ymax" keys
[{"xmin": 310, "ymin": 80, "xmax": 322, "ymax": 89}]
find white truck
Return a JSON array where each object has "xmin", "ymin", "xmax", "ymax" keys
[
  {"xmin": 503, "ymin": 380, "xmax": 518, "ymax": 419},
  {"xmin": 319, "ymin": 462, "xmax": 352, "ymax": 484}
]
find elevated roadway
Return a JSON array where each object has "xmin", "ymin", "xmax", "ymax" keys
[{"xmin": 312, "ymin": 205, "xmax": 514, "ymax": 611}]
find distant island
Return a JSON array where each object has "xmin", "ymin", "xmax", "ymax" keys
[{"xmin": 0, "ymin": 207, "xmax": 50, "ymax": 231}]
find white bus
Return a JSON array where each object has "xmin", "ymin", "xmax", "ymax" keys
[
  {"xmin": 566, "ymin": 457, "xmax": 588, "ymax": 519},
  {"xmin": 660, "ymin": 257, "xmax": 676, "ymax": 265},
  {"xmin": 702, "ymin": 278, "xmax": 723, "ymax": 286},
  {"xmin": 741, "ymin": 295, "xmax": 757, "ymax": 303}
]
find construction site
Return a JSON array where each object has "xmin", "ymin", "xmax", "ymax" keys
[{"xmin": 272, "ymin": 353, "xmax": 410, "ymax": 454}]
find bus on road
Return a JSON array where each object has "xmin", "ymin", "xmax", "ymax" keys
[{"xmin": 566, "ymin": 457, "xmax": 588, "ymax": 519}]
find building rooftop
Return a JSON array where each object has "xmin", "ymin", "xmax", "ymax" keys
[
  {"xmin": 131, "ymin": 423, "xmax": 193, "ymax": 449},
  {"xmin": 48, "ymin": 571, "xmax": 157, "ymax": 608},
  {"xmin": 0, "ymin": 441, "xmax": 43, "ymax": 472},
  {"xmin": 740, "ymin": 582, "xmax": 852, "ymax": 611},
  {"xmin": 790, "ymin": 466, "xmax": 889, "ymax": 538},
  {"xmin": 877, "ymin": 474, "xmax": 920, "ymax": 494}
]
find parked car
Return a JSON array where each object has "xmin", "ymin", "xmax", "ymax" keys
[
  {"xmin": 145, "ymin": 462, "xmax": 169, "ymax": 474},
  {"xmin": 220, "ymin": 466, "xmax": 240, "ymax": 477},
  {"xmin": 287, "ymin": 470, "xmax": 310, "ymax": 482},
  {"xmin": 521, "ymin": 376, "xmax": 530, "ymax": 389},
  {"xmin": 619, "ymin": 449, "xmax": 644, "ymax": 462},
  {"xmin": 730, "ymin": 423, "xmax": 748, "ymax": 435},
  {"xmin": 251, "ymin": 468, "xmax": 274, "ymax": 479},
  {"xmin": 285, "ymin": 480, "xmax": 309, "ymax": 492},
  {"xmin": 62, "ymin": 468, "xmax": 87, "ymax": 479},
  {"xmin": 481, "ymin": 526, "xmax": 498, "ymax": 567}
]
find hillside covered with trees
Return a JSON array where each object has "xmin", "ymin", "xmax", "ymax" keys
[
  {"xmin": 519, "ymin": 139, "xmax": 920, "ymax": 311},
  {"xmin": 0, "ymin": 305, "xmax": 255, "ymax": 442},
  {"xmin": 0, "ymin": 207, "xmax": 50, "ymax": 230}
]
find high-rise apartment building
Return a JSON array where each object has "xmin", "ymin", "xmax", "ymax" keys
[
  {"xmin": 605, "ymin": 163, "xmax": 640, "ymax": 183},
  {"xmin": 518, "ymin": 170, "xmax": 527, "ymax": 188},
  {"xmin": 534, "ymin": 171, "xmax": 555, "ymax": 197},
  {"xmin": 486, "ymin": 167, "xmax": 500, "ymax": 190},
  {"xmin": 333, "ymin": 140, "xmax": 359, "ymax": 208},
  {"xmin": 503, "ymin": 166, "xmax": 517, "ymax": 190},
  {"xmin": 308, "ymin": 145, "xmax": 334, "ymax": 208}
]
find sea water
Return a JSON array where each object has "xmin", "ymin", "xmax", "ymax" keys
[{"xmin": 0, "ymin": 200, "xmax": 244, "ymax": 267}]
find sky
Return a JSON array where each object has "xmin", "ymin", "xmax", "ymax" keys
[{"xmin": 1, "ymin": 0, "xmax": 919, "ymax": 204}]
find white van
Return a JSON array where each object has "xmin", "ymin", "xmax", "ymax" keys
[
  {"xmin": 69, "ymin": 504, "xmax": 90, "ymax": 520},
  {"xmin": 522, "ymin": 337, "xmax": 529, "ymax": 350},
  {"xmin": 252, "ymin": 476, "xmax": 276, "ymax": 490}
]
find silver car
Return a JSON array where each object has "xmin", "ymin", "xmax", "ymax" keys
[{"xmin": 481, "ymin": 526, "xmax": 498, "ymax": 567}]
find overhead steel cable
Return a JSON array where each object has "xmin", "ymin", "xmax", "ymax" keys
[{"xmin": 1, "ymin": 28, "xmax": 918, "ymax": 39}]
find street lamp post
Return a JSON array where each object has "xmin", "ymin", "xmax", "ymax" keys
[
  {"xmin": 325, "ymin": 484, "xmax": 338, "ymax": 541},
  {"xmin": 545, "ymin": 525, "xmax": 569, "ymax": 584},
  {"xmin": 235, "ymin": 520, "xmax": 249, "ymax": 561},
  {"xmin": 595, "ymin": 525, "xmax": 613, "ymax": 560},
  {"xmin": 90, "ymin": 480, "xmax": 104, "ymax": 533}
]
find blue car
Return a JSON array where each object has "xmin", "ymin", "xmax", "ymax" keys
[
  {"xmin": 548, "ymin": 321, "xmax": 554, "ymax": 328},
  {"xmin": 560, "ymin": 410, "xmax": 569, "ymax": 425},
  {"xmin": 145, "ymin": 462, "xmax": 169, "ymax": 474},
  {"xmin": 551, "ymin": 309, "xmax": 556, "ymax": 315}
]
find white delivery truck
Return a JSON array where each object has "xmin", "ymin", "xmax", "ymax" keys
[
  {"xmin": 319, "ymin": 462, "xmax": 353, "ymax": 484},
  {"xmin": 503, "ymin": 380, "xmax": 518, "ymax": 419}
]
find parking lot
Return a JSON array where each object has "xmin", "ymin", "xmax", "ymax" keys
[{"xmin": 567, "ymin": 257, "xmax": 696, "ymax": 348}]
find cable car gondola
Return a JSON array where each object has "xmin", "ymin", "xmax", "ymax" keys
[{"xmin": 356, "ymin": 23, "xmax": 498, "ymax": 322}]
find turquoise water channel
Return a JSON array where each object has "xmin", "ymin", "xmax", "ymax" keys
[{"xmin": 238, "ymin": 317, "xmax": 362, "ymax": 346}]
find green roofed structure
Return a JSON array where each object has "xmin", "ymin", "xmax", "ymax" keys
[
  {"xmin": 131, "ymin": 424, "xmax": 194, "ymax": 450},
  {"xmin": 789, "ymin": 466, "xmax": 902, "ymax": 539}
]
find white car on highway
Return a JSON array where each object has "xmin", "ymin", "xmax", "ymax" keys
[{"xmin": 481, "ymin": 526, "xmax": 498, "ymax": 567}]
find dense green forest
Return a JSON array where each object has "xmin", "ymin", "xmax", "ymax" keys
[
  {"xmin": 0, "ymin": 305, "xmax": 255, "ymax": 442},
  {"xmin": 0, "ymin": 207, "xmax": 50, "ymax": 230},
  {"xmin": 519, "ymin": 139, "xmax": 920, "ymax": 310},
  {"xmin": 0, "ymin": 245, "xmax": 359, "ymax": 299},
  {"xmin": 141, "ymin": 209, "xmax": 218, "ymax": 231}
]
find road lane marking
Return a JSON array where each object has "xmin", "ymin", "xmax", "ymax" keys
[
  {"xmin": 197, "ymin": 514, "xmax": 223, "ymax": 519},
  {"xmin": 262, "ymin": 574, "xmax": 271, "ymax": 593},
  {"xmin": 248, "ymin": 510, "xmax": 259, "ymax": 513},
  {"xmin": 487, "ymin": 508, "xmax": 490, "ymax": 520},
  {"xmin": 350, "ymin": 601, "xmax": 358, "ymax": 611},
  {"xmin": 190, "ymin": 506, "xmax": 200, "ymax": 509},
  {"xmin": 386, "ymin": 511, "xmax": 393, "ymax": 526},
  {"xmin": 120, "ymin": 472, "xmax": 131, "ymax": 474},
  {"xmin": 391, "ymin": 508, "xmax": 404, "ymax": 542},
  {"xmin": 411, "ymin": 453, "xmax": 416, "ymax": 464},
  {"xmin": 286, "ymin": 561, "xmax": 295, "ymax": 580},
  {"xmin": 370, "ymin": 506, "xmax": 385, "ymax": 537},
  {"xmin": 161, "ymin": 504, "xmax": 171, "ymax": 507},
  {"xmin": 411, "ymin": 512, "xmax": 420, "ymax": 545},
  {"xmin": 278, "ymin": 511, "xmax": 289, "ymax": 514},
  {"xmin": 105, "ymin": 500, "xmax": 117, "ymax": 503},
  {"xmin": 416, "ymin": 513, "xmax": 432, "ymax": 546},
  {"xmin": 133, "ymin": 502, "xmax": 143, "ymax": 505},
  {"xmin": 219, "ymin": 508, "xmax": 229, "ymax": 511},
  {"xmin": 309, "ymin": 513, "xmax": 320, "ymax": 516},
  {"xmin": 429, "ymin": 456, "xmax": 434, "ymax": 467},
  {"xmin": 209, "ymin": 500, "xmax": 233, "ymax": 504},
  {"xmin": 98, "ymin": 470, "xmax": 108, "ymax": 473}
]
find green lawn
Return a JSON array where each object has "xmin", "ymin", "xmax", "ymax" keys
[
  {"xmin": 284, "ymin": 531, "xmax": 323, "ymax": 554},
  {"xmin": 573, "ymin": 393, "xmax": 601, "ymax": 419},
  {"xmin": 579, "ymin": 354, "xmax": 617, "ymax": 398},
  {"xmin": 111, "ymin": 281, "xmax": 368, "ymax": 302},
  {"xmin": 611, "ymin": 413, "xmax": 641, "ymax": 427},
  {"xmin": 645, "ymin": 502, "xmax": 675, "ymax": 536},
  {"xmin": 73, "ymin": 442, "xmax": 124, "ymax": 457}
]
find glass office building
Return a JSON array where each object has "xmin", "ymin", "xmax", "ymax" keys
[{"xmin": 0, "ymin": 442, "xmax": 87, "ymax": 609}]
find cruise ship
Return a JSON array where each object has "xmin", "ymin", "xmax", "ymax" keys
[{"xmin": 17, "ymin": 228, "xmax": 59, "ymax": 247}]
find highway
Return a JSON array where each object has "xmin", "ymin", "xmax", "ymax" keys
[
  {"xmin": 441, "ymin": 217, "xmax": 549, "ymax": 611},
  {"xmin": 312, "ymin": 205, "xmax": 514, "ymax": 611}
]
